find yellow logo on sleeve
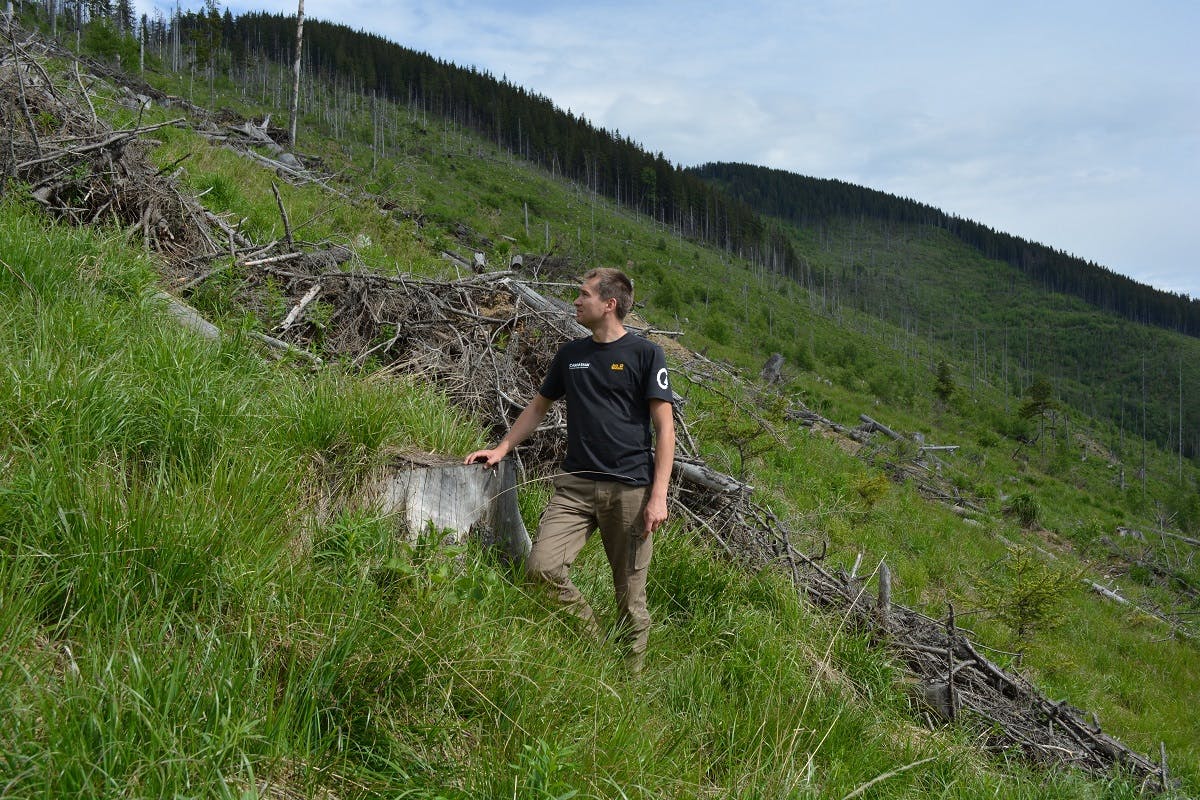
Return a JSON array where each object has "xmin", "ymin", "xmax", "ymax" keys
[{"xmin": 611, "ymin": 363, "xmax": 625, "ymax": 371}]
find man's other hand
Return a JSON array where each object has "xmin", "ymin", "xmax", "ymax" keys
[{"xmin": 643, "ymin": 494, "xmax": 668, "ymax": 538}]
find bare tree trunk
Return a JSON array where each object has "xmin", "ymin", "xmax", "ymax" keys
[
  {"xmin": 1141, "ymin": 356, "xmax": 1147, "ymax": 499},
  {"xmin": 288, "ymin": 0, "xmax": 304, "ymax": 147}
]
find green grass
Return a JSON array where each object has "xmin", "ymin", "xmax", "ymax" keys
[
  {"xmin": 165, "ymin": 58, "xmax": 1200, "ymax": 787},
  {"xmin": 2, "ymin": 193, "xmax": 1170, "ymax": 797}
]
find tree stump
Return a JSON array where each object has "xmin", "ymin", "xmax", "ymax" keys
[
  {"xmin": 374, "ymin": 455, "xmax": 531, "ymax": 559},
  {"xmin": 760, "ymin": 352, "xmax": 784, "ymax": 384}
]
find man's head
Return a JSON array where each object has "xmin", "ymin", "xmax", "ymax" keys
[{"xmin": 579, "ymin": 267, "xmax": 634, "ymax": 320}]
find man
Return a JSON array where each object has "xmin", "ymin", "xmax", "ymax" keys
[{"xmin": 465, "ymin": 267, "xmax": 675, "ymax": 671}]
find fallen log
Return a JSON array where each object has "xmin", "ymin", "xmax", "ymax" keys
[
  {"xmin": 152, "ymin": 290, "xmax": 322, "ymax": 365},
  {"xmin": 152, "ymin": 289, "xmax": 219, "ymax": 340},
  {"xmin": 674, "ymin": 458, "xmax": 751, "ymax": 495},
  {"xmin": 859, "ymin": 414, "xmax": 902, "ymax": 440}
]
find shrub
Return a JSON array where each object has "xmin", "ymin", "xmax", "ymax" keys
[
  {"xmin": 653, "ymin": 278, "xmax": 683, "ymax": 312},
  {"xmin": 701, "ymin": 314, "xmax": 731, "ymax": 345},
  {"xmin": 853, "ymin": 472, "xmax": 891, "ymax": 507}
]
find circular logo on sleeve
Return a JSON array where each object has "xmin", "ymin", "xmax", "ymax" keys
[{"xmin": 656, "ymin": 368, "xmax": 669, "ymax": 390}]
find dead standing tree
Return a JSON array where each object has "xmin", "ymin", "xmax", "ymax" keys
[{"xmin": 288, "ymin": 0, "xmax": 304, "ymax": 148}]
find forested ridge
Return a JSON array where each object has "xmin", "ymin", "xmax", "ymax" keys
[
  {"xmin": 690, "ymin": 162, "xmax": 1200, "ymax": 337},
  {"xmin": 180, "ymin": 11, "xmax": 803, "ymax": 280}
]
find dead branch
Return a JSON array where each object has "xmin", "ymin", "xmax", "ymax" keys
[{"xmin": 271, "ymin": 181, "xmax": 294, "ymax": 249}]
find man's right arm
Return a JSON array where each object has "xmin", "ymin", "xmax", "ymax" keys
[{"xmin": 464, "ymin": 393, "xmax": 554, "ymax": 467}]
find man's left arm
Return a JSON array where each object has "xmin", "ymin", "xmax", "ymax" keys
[{"xmin": 643, "ymin": 398, "xmax": 675, "ymax": 538}]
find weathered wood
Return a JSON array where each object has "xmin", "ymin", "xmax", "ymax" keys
[
  {"xmin": 374, "ymin": 457, "xmax": 531, "ymax": 559},
  {"xmin": 945, "ymin": 603, "xmax": 958, "ymax": 723},
  {"xmin": 859, "ymin": 414, "xmax": 902, "ymax": 440},
  {"xmin": 16, "ymin": 118, "xmax": 185, "ymax": 172},
  {"xmin": 760, "ymin": 352, "xmax": 784, "ymax": 384},
  {"xmin": 1087, "ymin": 580, "xmax": 1135, "ymax": 608},
  {"xmin": 1155, "ymin": 529, "xmax": 1200, "ymax": 548},
  {"xmin": 247, "ymin": 331, "xmax": 323, "ymax": 366},
  {"xmin": 271, "ymin": 182, "xmax": 294, "ymax": 249},
  {"xmin": 230, "ymin": 118, "xmax": 280, "ymax": 150},
  {"xmin": 153, "ymin": 290, "xmax": 322, "ymax": 365},
  {"xmin": 289, "ymin": 0, "xmax": 304, "ymax": 148},
  {"xmin": 674, "ymin": 459, "xmax": 751, "ymax": 495},
  {"xmin": 876, "ymin": 561, "xmax": 892, "ymax": 629},
  {"xmin": 152, "ymin": 290, "xmax": 219, "ymax": 340},
  {"xmin": 278, "ymin": 282, "xmax": 321, "ymax": 330},
  {"xmin": 441, "ymin": 249, "xmax": 475, "ymax": 272}
]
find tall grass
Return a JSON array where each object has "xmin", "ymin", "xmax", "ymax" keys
[{"xmin": 1, "ymin": 197, "xmax": 1162, "ymax": 797}]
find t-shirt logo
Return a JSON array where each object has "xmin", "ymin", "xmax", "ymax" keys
[
  {"xmin": 656, "ymin": 368, "xmax": 669, "ymax": 390},
  {"xmin": 569, "ymin": 361, "xmax": 590, "ymax": 370},
  {"xmin": 611, "ymin": 363, "xmax": 625, "ymax": 371}
]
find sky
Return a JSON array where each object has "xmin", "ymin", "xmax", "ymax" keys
[{"xmin": 143, "ymin": 0, "xmax": 1199, "ymax": 298}]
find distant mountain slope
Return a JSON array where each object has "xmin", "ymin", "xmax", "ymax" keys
[
  {"xmin": 687, "ymin": 162, "xmax": 1200, "ymax": 337},
  {"xmin": 172, "ymin": 11, "xmax": 800, "ymax": 279},
  {"xmin": 152, "ymin": 8, "xmax": 1199, "ymax": 460}
]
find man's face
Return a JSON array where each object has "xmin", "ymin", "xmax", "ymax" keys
[{"xmin": 574, "ymin": 277, "xmax": 612, "ymax": 328}]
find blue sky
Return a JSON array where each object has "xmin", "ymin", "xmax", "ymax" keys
[{"xmin": 145, "ymin": 0, "xmax": 1199, "ymax": 298}]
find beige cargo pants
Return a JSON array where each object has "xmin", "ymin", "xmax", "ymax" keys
[{"xmin": 526, "ymin": 473, "xmax": 653, "ymax": 654}]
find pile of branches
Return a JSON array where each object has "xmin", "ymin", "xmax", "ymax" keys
[
  {"xmin": 667, "ymin": 463, "xmax": 1169, "ymax": 787},
  {"xmin": 788, "ymin": 401, "xmax": 986, "ymax": 516},
  {"xmin": 1, "ymin": 21, "xmax": 1173, "ymax": 792},
  {"xmin": 1, "ymin": 25, "xmax": 213, "ymax": 266}
]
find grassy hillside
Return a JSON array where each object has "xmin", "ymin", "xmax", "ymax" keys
[
  {"xmin": 4, "ymin": 198, "xmax": 1154, "ymax": 798},
  {"xmin": 2, "ymin": 19, "xmax": 1198, "ymax": 798}
]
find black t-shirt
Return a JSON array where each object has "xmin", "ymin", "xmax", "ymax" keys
[{"xmin": 538, "ymin": 334, "xmax": 673, "ymax": 485}]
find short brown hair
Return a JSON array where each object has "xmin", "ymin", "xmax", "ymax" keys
[{"xmin": 583, "ymin": 267, "xmax": 634, "ymax": 319}]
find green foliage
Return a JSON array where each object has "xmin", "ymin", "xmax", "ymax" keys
[
  {"xmin": 1165, "ymin": 482, "xmax": 1200, "ymax": 535},
  {"xmin": 977, "ymin": 547, "xmax": 1079, "ymax": 641},
  {"xmin": 652, "ymin": 276, "xmax": 684, "ymax": 313},
  {"xmin": 1019, "ymin": 375, "xmax": 1058, "ymax": 422},
  {"xmin": 508, "ymin": 738, "xmax": 579, "ymax": 800},
  {"xmin": 1005, "ymin": 492, "xmax": 1041, "ymax": 527},
  {"xmin": 700, "ymin": 313, "xmax": 731, "ymax": 345},
  {"xmin": 786, "ymin": 338, "xmax": 816, "ymax": 372},
  {"xmin": 7, "ymin": 29, "xmax": 1200, "ymax": 792},
  {"xmin": 12, "ymin": 202, "xmax": 1172, "ymax": 797},
  {"xmin": 976, "ymin": 428, "xmax": 1000, "ymax": 449},
  {"xmin": 853, "ymin": 472, "xmax": 891, "ymax": 507},
  {"xmin": 933, "ymin": 359, "xmax": 955, "ymax": 405},
  {"xmin": 81, "ymin": 19, "xmax": 139, "ymax": 65},
  {"xmin": 686, "ymin": 378, "xmax": 783, "ymax": 478}
]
